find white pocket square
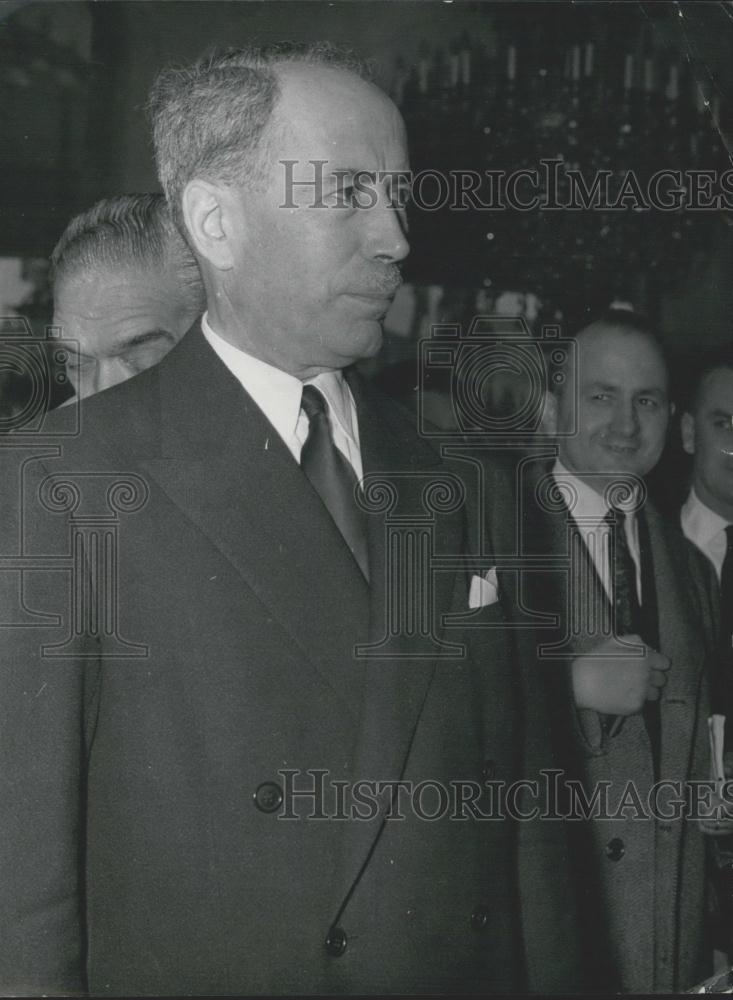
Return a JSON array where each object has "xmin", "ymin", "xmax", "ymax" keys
[{"xmin": 468, "ymin": 568, "xmax": 500, "ymax": 609}]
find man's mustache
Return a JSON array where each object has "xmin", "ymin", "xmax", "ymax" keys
[{"xmin": 361, "ymin": 266, "xmax": 403, "ymax": 298}]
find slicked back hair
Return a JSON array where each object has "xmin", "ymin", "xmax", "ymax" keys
[
  {"xmin": 51, "ymin": 193, "xmax": 205, "ymax": 312},
  {"xmin": 148, "ymin": 42, "xmax": 371, "ymax": 235},
  {"xmin": 683, "ymin": 344, "xmax": 733, "ymax": 415}
]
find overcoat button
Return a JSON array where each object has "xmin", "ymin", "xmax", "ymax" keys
[
  {"xmin": 325, "ymin": 926, "xmax": 348, "ymax": 957},
  {"xmin": 471, "ymin": 905, "xmax": 491, "ymax": 931},
  {"xmin": 605, "ymin": 837, "xmax": 625, "ymax": 862},
  {"xmin": 253, "ymin": 781, "xmax": 283, "ymax": 813}
]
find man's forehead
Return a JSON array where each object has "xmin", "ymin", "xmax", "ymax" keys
[
  {"xmin": 275, "ymin": 60, "xmax": 383, "ymax": 108},
  {"xmin": 57, "ymin": 265, "xmax": 176, "ymax": 315},
  {"xmin": 54, "ymin": 267, "xmax": 182, "ymax": 351},
  {"xmin": 699, "ymin": 367, "xmax": 733, "ymax": 407},
  {"xmin": 576, "ymin": 325, "xmax": 668, "ymax": 383},
  {"xmin": 270, "ymin": 62, "xmax": 407, "ymax": 161}
]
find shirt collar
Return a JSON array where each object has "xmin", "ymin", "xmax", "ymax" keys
[
  {"xmin": 552, "ymin": 459, "xmax": 609, "ymax": 525},
  {"xmin": 681, "ymin": 487, "xmax": 730, "ymax": 549},
  {"xmin": 552, "ymin": 459, "xmax": 642, "ymax": 525},
  {"xmin": 307, "ymin": 370, "xmax": 358, "ymax": 446},
  {"xmin": 201, "ymin": 312, "xmax": 356, "ymax": 446}
]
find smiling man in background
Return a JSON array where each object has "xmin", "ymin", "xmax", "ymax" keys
[
  {"xmin": 498, "ymin": 311, "xmax": 719, "ymax": 992},
  {"xmin": 51, "ymin": 193, "xmax": 204, "ymax": 399}
]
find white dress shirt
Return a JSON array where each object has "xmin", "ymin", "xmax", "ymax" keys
[
  {"xmin": 201, "ymin": 315, "xmax": 498, "ymax": 612},
  {"xmin": 680, "ymin": 488, "xmax": 730, "ymax": 584},
  {"xmin": 551, "ymin": 459, "xmax": 642, "ymax": 603},
  {"xmin": 201, "ymin": 312, "xmax": 363, "ymax": 480}
]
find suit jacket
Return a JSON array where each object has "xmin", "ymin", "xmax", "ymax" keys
[
  {"xmin": 678, "ymin": 497, "xmax": 733, "ymax": 726},
  {"xmin": 485, "ymin": 451, "xmax": 718, "ymax": 993},
  {"xmin": 0, "ymin": 323, "xmax": 523, "ymax": 996}
]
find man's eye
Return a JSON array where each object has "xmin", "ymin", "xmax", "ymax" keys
[
  {"xmin": 638, "ymin": 397, "xmax": 658, "ymax": 408},
  {"xmin": 120, "ymin": 341, "xmax": 171, "ymax": 372},
  {"xmin": 591, "ymin": 393, "xmax": 609, "ymax": 402},
  {"xmin": 124, "ymin": 356, "xmax": 154, "ymax": 374},
  {"xmin": 390, "ymin": 183, "xmax": 412, "ymax": 210},
  {"xmin": 327, "ymin": 184, "xmax": 357, "ymax": 209},
  {"xmin": 64, "ymin": 356, "xmax": 92, "ymax": 372}
]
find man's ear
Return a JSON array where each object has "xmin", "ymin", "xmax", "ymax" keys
[
  {"xmin": 182, "ymin": 180, "xmax": 233, "ymax": 270},
  {"xmin": 540, "ymin": 389, "xmax": 559, "ymax": 436},
  {"xmin": 680, "ymin": 411, "xmax": 696, "ymax": 455}
]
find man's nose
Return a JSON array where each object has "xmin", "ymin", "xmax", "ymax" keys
[
  {"xmin": 612, "ymin": 400, "xmax": 640, "ymax": 436},
  {"xmin": 366, "ymin": 189, "xmax": 410, "ymax": 263}
]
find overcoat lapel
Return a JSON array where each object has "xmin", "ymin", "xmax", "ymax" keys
[
  {"xmin": 524, "ymin": 471, "xmax": 701, "ymax": 780},
  {"xmin": 520, "ymin": 472, "xmax": 614, "ymax": 658},
  {"xmin": 645, "ymin": 508, "xmax": 701, "ymax": 782},
  {"xmin": 350, "ymin": 373, "xmax": 462, "ymax": 755},
  {"xmin": 351, "ymin": 374, "xmax": 462, "ymax": 652},
  {"xmin": 326, "ymin": 375, "xmax": 465, "ymax": 921},
  {"xmin": 517, "ymin": 466, "xmax": 621, "ymax": 986},
  {"xmin": 139, "ymin": 325, "xmax": 370, "ymax": 717}
]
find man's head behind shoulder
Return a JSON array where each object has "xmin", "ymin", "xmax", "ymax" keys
[
  {"xmin": 681, "ymin": 345, "xmax": 733, "ymax": 521},
  {"xmin": 148, "ymin": 42, "xmax": 410, "ymax": 380},
  {"xmin": 544, "ymin": 309, "xmax": 673, "ymax": 493},
  {"xmin": 52, "ymin": 193, "xmax": 205, "ymax": 401}
]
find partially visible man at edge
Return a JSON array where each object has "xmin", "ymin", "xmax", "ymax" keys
[
  {"xmin": 52, "ymin": 192, "xmax": 205, "ymax": 400},
  {"xmin": 680, "ymin": 347, "xmax": 733, "ymax": 961},
  {"xmin": 0, "ymin": 44, "xmax": 531, "ymax": 996},
  {"xmin": 681, "ymin": 347, "xmax": 733, "ymax": 728}
]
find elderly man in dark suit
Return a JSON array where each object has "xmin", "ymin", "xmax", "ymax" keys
[
  {"xmin": 0, "ymin": 44, "xmax": 525, "ymax": 996},
  {"xmin": 491, "ymin": 311, "xmax": 719, "ymax": 992}
]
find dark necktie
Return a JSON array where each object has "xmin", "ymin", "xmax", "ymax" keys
[
  {"xmin": 606, "ymin": 507, "xmax": 641, "ymax": 637},
  {"xmin": 714, "ymin": 525, "xmax": 733, "ymax": 730},
  {"xmin": 300, "ymin": 385, "xmax": 369, "ymax": 583},
  {"xmin": 606, "ymin": 507, "xmax": 661, "ymax": 775}
]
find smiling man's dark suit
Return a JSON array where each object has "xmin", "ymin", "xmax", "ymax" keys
[{"xmin": 0, "ymin": 321, "xmax": 522, "ymax": 995}]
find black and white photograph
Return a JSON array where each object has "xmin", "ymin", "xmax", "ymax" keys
[{"xmin": 1, "ymin": 0, "xmax": 733, "ymax": 994}]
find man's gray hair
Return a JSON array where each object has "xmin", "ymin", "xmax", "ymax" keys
[
  {"xmin": 148, "ymin": 42, "xmax": 371, "ymax": 234},
  {"xmin": 51, "ymin": 193, "xmax": 205, "ymax": 311}
]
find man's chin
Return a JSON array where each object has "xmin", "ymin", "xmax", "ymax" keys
[
  {"xmin": 362, "ymin": 325, "xmax": 384, "ymax": 357},
  {"xmin": 342, "ymin": 323, "xmax": 383, "ymax": 365}
]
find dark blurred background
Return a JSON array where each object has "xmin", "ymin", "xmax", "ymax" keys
[{"xmin": 0, "ymin": 0, "xmax": 732, "ymax": 501}]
